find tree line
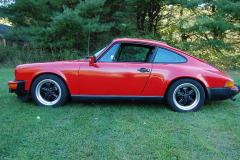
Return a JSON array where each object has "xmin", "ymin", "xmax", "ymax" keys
[{"xmin": 1, "ymin": 0, "xmax": 239, "ymax": 61}]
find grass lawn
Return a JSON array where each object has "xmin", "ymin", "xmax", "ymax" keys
[{"xmin": 1, "ymin": 68, "xmax": 240, "ymax": 159}]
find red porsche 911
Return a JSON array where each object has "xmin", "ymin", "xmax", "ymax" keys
[{"xmin": 8, "ymin": 38, "xmax": 239, "ymax": 112}]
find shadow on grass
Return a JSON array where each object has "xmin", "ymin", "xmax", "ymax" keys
[
  {"xmin": 11, "ymin": 91, "xmax": 240, "ymax": 113},
  {"xmin": 15, "ymin": 96, "xmax": 240, "ymax": 112},
  {"xmin": 17, "ymin": 96, "xmax": 170, "ymax": 111},
  {"xmin": 67, "ymin": 99, "xmax": 170, "ymax": 110}
]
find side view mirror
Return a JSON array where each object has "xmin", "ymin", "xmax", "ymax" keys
[{"xmin": 89, "ymin": 56, "xmax": 96, "ymax": 66}]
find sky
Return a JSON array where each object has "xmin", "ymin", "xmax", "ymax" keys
[{"xmin": 0, "ymin": 0, "xmax": 15, "ymax": 6}]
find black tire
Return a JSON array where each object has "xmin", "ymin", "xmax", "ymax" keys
[
  {"xmin": 166, "ymin": 78, "xmax": 205, "ymax": 112},
  {"xmin": 31, "ymin": 74, "xmax": 69, "ymax": 107}
]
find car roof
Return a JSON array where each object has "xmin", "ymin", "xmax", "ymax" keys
[
  {"xmin": 113, "ymin": 38, "xmax": 168, "ymax": 47},
  {"xmin": 111, "ymin": 38, "xmax": 206, "ymax": 63}
]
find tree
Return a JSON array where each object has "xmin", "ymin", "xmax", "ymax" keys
[
  {"xmin": 1, "ymin": 0, "xmax": 113, "ymax": 51},
  {"xmin": 123, "ymin": 0, "xmax": 178, "ymax": 35},
  {"xmin": 1, "ymin": 0, "xmax": 239, "ymax": 56},
  {"xmin": 178, "ymin": 0, "xmax": 240, "ymax": 53}
]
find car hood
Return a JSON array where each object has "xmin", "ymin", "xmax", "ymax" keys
[{"xmin": 16, "ymin": 59, "xmax": 87, "ymax": 68}]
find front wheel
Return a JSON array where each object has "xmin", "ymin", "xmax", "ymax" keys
[
  {"xmin": 31, "ymin": 74, "xmax": 69, "ymax": 107},
  {"xmin": 166, "ymin": 79, "xmax": 205, "ymax": 112}
]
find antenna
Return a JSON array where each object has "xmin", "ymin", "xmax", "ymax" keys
[{"xmin": 88, "ymin": 26, "xmax": 90, "ymax": 57}]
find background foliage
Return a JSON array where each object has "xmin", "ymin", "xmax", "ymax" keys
[{"xmin": 0, "ymin": 0, "xmax": 239, "ymax": 69}]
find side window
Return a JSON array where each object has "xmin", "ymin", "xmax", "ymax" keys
[
  {"xmin": 114, "ymin": 44, "xmax": 155, "ymax": 62},
  {"xmin": 154, "ymin": 48, "xmax": 187, "ymax": 63},
  {"xmin": 98, "ymin": 44, "xmax": 120, "ymax": 62}
]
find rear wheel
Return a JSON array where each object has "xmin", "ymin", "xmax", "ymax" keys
[
  {"xmin": 31, "ymin": 74, "xmax": 69, "ymax": 107},
  {"xmin": 166, "ymin": 79, "xmax": 205, "ymax": 112}
]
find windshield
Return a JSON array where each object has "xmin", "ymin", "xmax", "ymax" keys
[{"xmin": 94, "ymin": 47, "xmax": 107, "ymax": 57}]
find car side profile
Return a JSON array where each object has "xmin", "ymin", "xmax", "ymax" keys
[{"xmin": 8, "ymin": 38, "xmax": 239, "ymax": 112}]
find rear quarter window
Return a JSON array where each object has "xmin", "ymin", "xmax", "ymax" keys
[{"xmin": 154, "ymin": 48, "xmax": 187, "ymax": 63}]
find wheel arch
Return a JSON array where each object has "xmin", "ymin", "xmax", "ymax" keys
[
  {"xmin": 164, "ymin": 77, "xmax": 208, "ymax": 100},
  {"xmin": 29, "ymin": 72, "xmax": 70, "ymax": 97}
]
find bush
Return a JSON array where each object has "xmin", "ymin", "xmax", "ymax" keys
[
  {"xmin": 0, "ymin": 45, "xmax": 86, "ymax": 67},
  {"xmin": 0, "ymin": 44, "xmax": 239, "ymax": 70}
]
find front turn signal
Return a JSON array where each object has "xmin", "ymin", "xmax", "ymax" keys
[
  {"xmin": 9, "ymin": 83, "xmax": 18, "ymax": 89},
  {"xmin": 224, "ymin": 81, "xmax": 234, "ymax": 87}
]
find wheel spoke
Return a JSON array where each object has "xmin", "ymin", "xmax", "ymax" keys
[
  {"xmin": 40, "ymin": 87, "xmax": 47, "ymax": 92},
  {"xmin": 44, "ymin": 94, "xmax": 48, "ymax": 99},
  {"xmin": 183, "ymin": 87, "xmax": 187, "ymax": 94},
  {"xmin": 45, "ymin": 82, "xmax": 51, "ymax": 89},
  {"xmin": 188, "ymin": 97, "xmax": 194, "ymax": 103},
  {"xmin": 51, "ymin": 92, "xmax": 58, "ymax": 100},
  {"xmin": 178, "ymin": 98, "xmax": 184, "ymax": 104},
  {"xmin": 184, "ymin": 98, "xmax": 188, "ymax": 105},
  {"xmin": 177, "ymin": 91, "xmax": 184, "ymax": 97},
  {"xmin": 52, "ymin": 86, "xmax": 58, "ymax": 91},
  {"xmin": 188, "ymin": 89, "xmax": 194, "ymax": 96}
]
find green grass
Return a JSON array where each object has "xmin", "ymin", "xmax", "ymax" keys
[{"xmin": 1, "ymin": 68, "xmax": 240, "ymax": 160}]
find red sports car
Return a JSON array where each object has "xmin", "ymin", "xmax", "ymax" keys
[{"xmin": 8, "ymin": 38, "xmax": 239, "ymax": 112}]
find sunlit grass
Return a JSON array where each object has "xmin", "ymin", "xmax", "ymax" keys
[{"xmin": 1, "ymin": 68, "xmax": 240, "ymax": 159}]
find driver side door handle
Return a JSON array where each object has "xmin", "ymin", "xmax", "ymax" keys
[{"xmin": 137, "ymin": 68, "xmax": 150, "ymax": 73}]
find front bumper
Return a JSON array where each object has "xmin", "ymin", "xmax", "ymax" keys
[
  {"xmin": 207, "ymin": 85, "xmax": 240, "ymax": 101},
  {"xmin": 8, "ymin": 80, "xmax": 29, "ymax": 101}
]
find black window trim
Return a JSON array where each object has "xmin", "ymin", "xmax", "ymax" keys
[
  {"xmin": 96, "ymin": 40, "xmax": 117, "ymax": 60},
  {"xmin": 97, "ymin": 42, "xmax": 158, "ymax": 63},
  {"xmin": 152, "ymin": 47, "xmax": 188, "ymax": 64},
  {"xmin": 97, "ymin": 42, "xmax": 121, "ymax": 62}
]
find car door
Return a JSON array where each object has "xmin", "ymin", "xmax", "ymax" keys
[{"xmin": 79, "ymin": 43, "xmax": 156, "ymax": 96}]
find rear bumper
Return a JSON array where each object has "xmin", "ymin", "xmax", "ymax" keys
[
  {"xmin": 8, "ymin": 80, "xmax": 29, "ymax": 101},
  {"xmin": 207, "ymin": 85, "xmax": 240, "ymax": 101}
]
